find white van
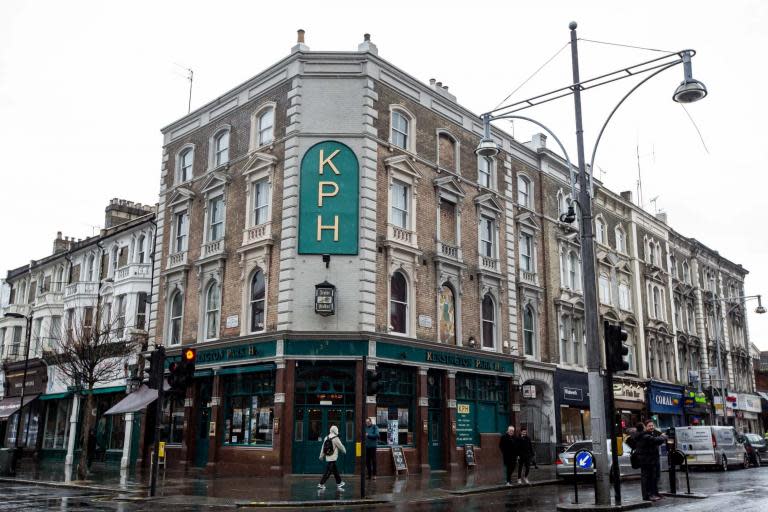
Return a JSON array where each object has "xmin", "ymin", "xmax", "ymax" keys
[{"xmin": 675, "ymin": 426, "xmax": 747, "ymax": 470}]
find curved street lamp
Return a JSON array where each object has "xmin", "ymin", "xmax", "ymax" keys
[{"xmin": 475, "ymin": 23, "xmax": 706, "ymax": 506}]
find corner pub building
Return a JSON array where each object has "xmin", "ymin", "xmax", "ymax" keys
[{"xmin": 146, "ymin": 31, "xmax": 547, "ymax": 477}]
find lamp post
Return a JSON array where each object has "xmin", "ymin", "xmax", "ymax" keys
[
  {"xmin": 476, "ymin": 22, "xmax": 706, "ymax": 505},
  {"xmin": 705, "ymin": 294, "xmax": 765, "ymax": 425},
  {"xmin": 3, "ymin": 311, "xmax": 34, "ymax": 471}
]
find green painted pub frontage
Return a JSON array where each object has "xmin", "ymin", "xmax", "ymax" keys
[{"xmin": 151, "ymin": 335, "xmax": 519, "ymax": 476}]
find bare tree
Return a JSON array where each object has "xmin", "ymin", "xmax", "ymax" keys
[{"xmin": 46, "ymin": 302, "xmax": 139, "ymax": 480}]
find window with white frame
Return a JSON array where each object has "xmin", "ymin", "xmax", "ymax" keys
[
  {"xmin": 615, "ymin": 227, "xmax": 626, "ymax": 253},
  {"xmin": 169, "ymin": 291, "xmax": 183, "ymax": 345},
  {"xmin": 178, "ymin": 148, "xmax": 193, "ymax": 183},
  {"xmin": 87, "ymin": 255, "xmax": 95, "ymax": 281},
  {"xmin": 390, "ymin": 179, "xmax": 409, "ymax": 229},
  {"xmin": 559, "ymin": 316, "xmax": 570, "ymax": 364},
  {"xmin": 110, "ymin": 246, "xmax": 118, "ymax": 277},
  {"xmin": 208, "ymin": 196, "xmax": 225, "ymax": 241},
  {"xmin": 675, "ymin": 299, "xmax": 682, "ymax": 327},
  {"xmin": 390, "ymin": 110, "xmax": 410, "ymax": 150},
  {"xmin": 49, "ymin": 316, "xmax": 61, "ymax": 350},
  {"xmin": 250, "ymin": 269, "xmax": 265, "ymax": 332},
  {"xmin": 10, "ymin": 326, "xmax": 22, "ymax": 356},
  {"xmin": 619, "ymin": 281, "xmax": 632, "ymax": 311},
  {"xmin": 568, "ymin": 251, "xmax": 580, "ymax": 290},
  {"xmin": 213, "ymin": 130, "xmax": 230, "ymax": 167},
  {"xmin": 32, "ymin": 318, "xmax": 42, "ymax": 354},
  {"xmin": 654, "ymin": 243, "xmax": 662, "ymax": 269},
  {"xmin": 523, "ymin": 305, "xmax": 535, "ymax": 357},
  {"xmin": 136, "ymin": 292, "xmax": 148, "ymax": 331},
  {"xmin": 598, "ymin": 273, "xmax": 611, "ymax": 304},
  {"xmin": 625, "ymin": 331, "xmax": 637, "ymax": 373},
  {"xmin": 682, "ymin": 261, "xmax": 690, "ymax": 284},
  {"xmin": 251, "ymin": 179, "xmax": 270, "ymax": 226},
  {"xmin": 478, "ymin": 157, "xmax": 492, "ymax": 188},
  {"xmin": 481, "ymin": 293, "xmax": 495, "ymax": 349},
  {"xmin": 137, "ymin": 234, "xmax": 146, "ymax": 263},
  {"xmin": 670, "ymin": 255, "xmax": 678, "ymax": 278},
  {"xmin": 652, "ymin": 286, "xmax": 663, "ymax": 320},
  {"xmin": 389, "ymin": 271, "xmax": 408, "ymax": 334},
  {"xmin": 204, "ymin": 282, "xmax": 221, "ymax": 341},
  {"xmin": 572, "ymin": 318, "xmax": 584, "ymax": 366},
  {"xmin": 480, "ymin": 216, "xmax": 495, "ymax": 258},
  {"xmin": 595, "ymin": 218, "xmax": 607, "ymax": 245},
  {"xmin": 517, "ymin": 175, "xmax": 531, "ymax": 208},
  {"xmin": 257, "ymin": 108, "xmax": 274, "ymax": 146},
  {"xmin": 686, "ymin": 303, "xmax": 694, "ymax": 333},
  {"xmin": 520, "ymin": 233, "xmax": 533, "ymax": 272},
  {"xmin": 174, "ymin": 211, "xmax": 189, "ymax": 253},
  {"xmin": 115, "ymin": 294, "xmax": 126, "ymax": 338}
]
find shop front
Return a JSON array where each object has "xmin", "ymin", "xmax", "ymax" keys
[
  {"xmin": 159, "ymin": 336, "xmax": 516, "ymax": 477},
  {"xmin": 0, "ymin": 359, "xmax": 46, "ymax": 453},
  {"xmin": 682, "ymin": 387, "xmax": 711, "ymax": 426},
  {"xmin": 612, "ymin": 378, "xmax": 646, "ymax": 434},
  {"xmin": 554, "ymin": 369, "xmax": 591, "ymax": 448},
  {"xmin": 647, "ymin": 381, "xmax": 684, "ymax": 429},
  {"xmin": 733, "ymin": 393, "xmax": 762, "ymax": 433}
]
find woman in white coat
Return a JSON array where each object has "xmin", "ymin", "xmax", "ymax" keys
[{"xmin": 318, "ymin": 425, "xmax": 347, "ymax": 490}]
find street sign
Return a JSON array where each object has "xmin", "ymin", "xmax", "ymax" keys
[{"xmin": 576, "ymin": 451, "xmax": 593, "ymax": 469}]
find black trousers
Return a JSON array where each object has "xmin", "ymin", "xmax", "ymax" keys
[
  {"xmin": 365, "ymin": 446, "xmax": 377, "ymax": 477},
  {"xmin": 640, "ymin": 463, "xmax": 659, "ymax": 499},
  {"xmin": 320, "ymin": 461, "xmax": 342, "ymax": 485},
  {"xmin": 518, "ymin": 457, "xmax": 531, "ymax": 478},
  {"xmin": 505, "ymin": 458, "xmax": 517, "ymax": 483}
]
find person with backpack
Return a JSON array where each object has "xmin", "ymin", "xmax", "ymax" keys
[
  {"xmin": 318, "ymin": 425, "xmax": 347, "ymax": 490},
  {"xmin": 517, "ymin": 427, "xmax": 535, "ymax": 484},
  {"xmin": 364, "ymin": 417, "xmax": 379, "ymax": 480},
  {"xmin": 498, "ymin": 425, "xmax": 519, "ymax": 485}
]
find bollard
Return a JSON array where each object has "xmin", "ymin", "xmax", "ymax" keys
[
  {"xmin": 572, "ymin": 449, "xmax": 595, "ymax": 505},
  {"xmin": 667, "ymin": 449, "xmax": 690, "ymax": 496},
  {"xmin": 668, "ymin": 450, "xmax": 677, "ymax": 494}
]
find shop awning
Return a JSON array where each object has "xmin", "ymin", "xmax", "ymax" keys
[
  {"xmin": 40, "ymin": 391, "xmax": 72, "ymax": 401},
  {"xmin": 83, "ymin": 385, "xmax": 126, "ymax": 395},
  {"xmin": 104, "ymin": 385, "xmax": 158, "ymax": 415},
  {"xmin": 0, "ymin": 395, "xmax": 39, "ymax": 419}
]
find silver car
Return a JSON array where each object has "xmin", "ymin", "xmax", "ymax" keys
[{"xmin": 555, "ymin": 439, "xmax": 669, "ymax": 478}]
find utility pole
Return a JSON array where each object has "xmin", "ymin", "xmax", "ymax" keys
[
  {"xmin": 149, "ymin": 346, "xmax": 165, "ymax": 497},
  {"xmin": 569, "ymin": 21, "xmax": 611, "ymax": 505}
]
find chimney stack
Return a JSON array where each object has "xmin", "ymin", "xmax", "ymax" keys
[
  {"xmin": 620, "ymin": 190, "xmax": 633, "ymax": 203},
  {"xmin": 357, "ymin": 32, "xmax": 378, "ymax": 54},
  {"xmin": 292, "ymin": 29, "xmax": 310, "ymax": 53},
  {"xmin": 656, "ymin": 212, "xmax": 668, "ymax": 224}
]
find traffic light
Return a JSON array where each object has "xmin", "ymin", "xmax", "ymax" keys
[
  {"xmin": 604, "ymin": 321, "xmax": 629, "ymax": 372},
  {"xmin": 366, "ymin": 370, "xmax": 381, "ymax": 396},
  {"xmin": 146, "ymin": 347, "xmax": 165, "ymax": 390},
  {"xmin": 168, "ymin": 347, "xmax": 196, "ymax": 396}
]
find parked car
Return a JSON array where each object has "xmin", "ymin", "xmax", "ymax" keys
[
  {"xmin": 555, "ymin": 439, "xmax": 668, "ymax": 479},
  {"xmin": 740, "ymin": 433, "xmax": 767, "ymax": 466},
  {"xmin": 675, "ymin": 426, "xmax": 748, "ymax": 470}
]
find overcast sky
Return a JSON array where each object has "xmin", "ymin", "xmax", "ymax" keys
[{"xmin": 1, "ymin": 1, "xmax": 766, "ymax": 348}]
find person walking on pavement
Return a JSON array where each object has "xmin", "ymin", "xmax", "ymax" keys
[
  {"xmin": 499, "ymin": 425, "xmax": 519, "ymax": 485},
  {"xmin": 635, "ymin": 420, "xmax": 667, "ymax": 501},
  {"xmin": 365, "ymin": 417, "xmax": 379, "ymax": 480},
  {"xmin": 318, "ymin": 425, "xmax": 347, "ymax": 491},
  {"xmin": 517, "ymin": 427, "xmax": 535, "ymax": 484}
]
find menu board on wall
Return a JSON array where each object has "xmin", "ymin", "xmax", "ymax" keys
[{"xmin": 456, "ymin": 402, "xmax": 475, "ymax": 445}]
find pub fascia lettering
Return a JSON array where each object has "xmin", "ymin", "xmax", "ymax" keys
[{"xmin": 425, "ymin": 350, "xmax": 505, "ymax": 372}]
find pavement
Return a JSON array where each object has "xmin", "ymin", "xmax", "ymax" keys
[{"xmin": 1, "ymin": 459, "xmax": 561, "ymax": 507}]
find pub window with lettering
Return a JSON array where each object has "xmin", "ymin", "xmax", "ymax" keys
[
  {"xmin": 455, "ymin": 374, "xmax": 509, "ymax": 446},
  {"xmin": 375, "ymin": 365, "xmax": 415, "ymax": 445},
  {"xmin": 222, "ymin": 370, "xmax": 275, "ymax": 446}
]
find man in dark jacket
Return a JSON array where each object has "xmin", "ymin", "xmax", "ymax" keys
[
  {"xmin": 499, "ymin": 425, "xmax": 519, "ymax": 485},
  {"xmin": 517, "ymin": 428, "xmax": 535, "ymax": 484},
  {"xmin": 635, "ymin": 420, "xmax": 666, "ymax": 501}
]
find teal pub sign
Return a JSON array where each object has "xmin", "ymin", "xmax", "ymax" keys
[{"xmin": 298, "ymin": 140, "xmax": 359, "ymax": 254}]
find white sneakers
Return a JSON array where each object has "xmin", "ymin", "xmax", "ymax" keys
[
  {"xmin": 317, "ymin": 484, "xmax": 325, "ymax": 489},
  {"xmin": 517, "ymin": 479, "xmax": 522, "ymax": 484},
  {"xmin": 337, "ymin": 481, "xmax": 346, "ymax": 490},
  {"xmin": 524, "ymin": 478, "xmax": 530, "ymax": 485}
]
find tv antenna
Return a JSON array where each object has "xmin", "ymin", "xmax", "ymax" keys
[
  {"xmin": 635, "ymin": 143, "xmax": 655, "ymax": 209},
  {"xmin": 173, "ymin": 63, "xmax": 195, "ymax": 114},
  {"xmin": 649, "ymin": 195, "xmax": 661, "ymax": 214}
]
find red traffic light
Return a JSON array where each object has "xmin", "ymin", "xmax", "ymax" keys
[{"xmin": 184, "ymin": 348, "xmax": 196, "ymax": 362}]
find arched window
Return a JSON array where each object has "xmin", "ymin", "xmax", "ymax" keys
[
  {"xmin": 523, "ymin": 306, "xmax": 535, "ymax": 356},
  {"xmin": 204, "ymin": 282, "xmax": 221, "ymax": 340},
  {"xmin": 169, "ymin": 291, "xmax": 183, "ymax": 345},
  {"xmin": 438, "ymin": 283, "xmax": 456, "ymax": 345},
  {"xmin": 389, "ymin": 271, "xmax": 408, "ymax": 334},
  {"xmin": 670, "ymin": 255, "xmax": 678, "ymax": 278},
  {"xmin": 595, "ymin": 217, "xmax": 606, "ymax": 245},
  {"xmin": 517, "ymin": 175, "xmax": 531, "ymax": 207},
  {"xmin": 655, "ymin": 243, "xmax": 662, "ymax": 268},
  {"xmin": 179, "ymin": 148, "xmax": 193, "ymax": 182},
  {"xmin": 257, "ymin": 108, "xmax": 274, "ymax": 146},
  {"xmin": 391, "ymin": 110, "xmax": 410, "ymax": 149},
  {"xmin": 87, "ymin": 254, "xmax": 95, "ymax": 281},
  {"xmin": 686, "ymin": 303, "xmax": 694, "ymax": 333},
  {"xmin": 615, "ymin": 227, "xmax": 626, "ymax": 253},
  {"xmin": 249, "ymin": 270, "xmax": 265, "ymax": 332},
  {"xmin": 213, "ymin": 130, "xmax": 230, "ymax": 167},
  {"xmin": 137, "ymin": 235, "xmax": 146, "ymax": 263},
  {"xmin": 110, "ymin": 246, "xmax": 119, "ymax": 277},
  {"xmin": 481, "ymin": 294, "xmax": 495, "ymax": 349},
  {"xmin": 682, "ymin": 261, "xmax": 690, "ymax": 284}
]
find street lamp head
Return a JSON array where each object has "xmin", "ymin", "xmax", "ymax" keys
[
  {"xmin": 756, "ymin": 295, "xmax": 766, "ymax": 314},
  {"xmin": 673, "ymin": 51, "xmax": 707, "ymax": 104},
  {"xmin": 475, "ymin": 137, "xmax": 500, "ymax": 158}
]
